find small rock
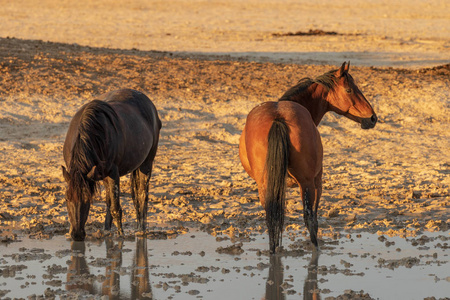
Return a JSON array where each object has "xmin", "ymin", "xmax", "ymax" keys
[
  {"xmin": 327, "ymin": 208, "xmax": 339, "ymax": 218},
  {"xmin": 411, "ymin": 190, "xmax": 422, "ymax": 199},
  {"xmin": 188, "ymin": 290, "xmax": 200, "ymax": 295},
  {"xmin": 216, "ymin": 243, "xmax": 244, "ymax": 255},
  {"xmin": 345, "ymin": 214, "xmax": 356, "ymax": 222}
]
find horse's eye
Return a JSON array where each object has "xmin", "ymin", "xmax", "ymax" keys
[{"xmin": 346, "ymin": 88, "xmax": 352, "ymax": 94}]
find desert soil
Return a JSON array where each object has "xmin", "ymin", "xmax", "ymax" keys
[{"xmin": 0, "ymin": 0, "xmax": 449, "ymax": 252}]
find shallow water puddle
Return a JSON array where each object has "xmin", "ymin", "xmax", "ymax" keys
[{"xmin": 0, "ymin": 230, "xmax": 448, "ymax": 299}]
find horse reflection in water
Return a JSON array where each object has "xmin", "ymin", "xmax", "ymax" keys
[
  {"xmin": 263, "ymin": 254, "xmax": 321, "ymax": 300},
  {"xmin": 131, "ymin": 238, "xmax": 152, "ymax": 299},
  {"xmin": 66, "ymin": 241, "xmax": 94, "ymax": 293},
  {"xmin": 66, "ymin": 238, "xmax": 152, "ymax": 299},
  {"xmin": 303, "ymin": 253, "xmax": 321, "ymax": 300},
  {"xmin": 264, "ymin": 255, "xmax": 285, "ymax": 300},
  {"xmin": 102, "ymin": 238, "xmax": 123, "ymax": 298}
]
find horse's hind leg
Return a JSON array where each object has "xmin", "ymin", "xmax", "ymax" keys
[
  {"xmin": 297, "ymin": 181, "xmax": 319, "ymax": 248},
  {"xmin": 131, "ymin": 137, "xmax": 158, "ymax": 232},
  {"xmin": 130, "ymin": 166, "xmax": 151, "ymax": 232},
  {"xmin": 104, "ymin": 166, "xmax": 123, "ymax": 235}
]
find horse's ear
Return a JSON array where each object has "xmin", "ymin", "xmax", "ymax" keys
[
  {"xmin": 337, "ymin": 62, "xmax": 347, "ymax": 77},
  {"xmin": 87, "ymin": 165, "xmax": 102, "ymax": 181},
  {"xmin": 62, "ymin": 165, "xmax": 71, "ymax": 182},
  {"xmin": 345, "ymin": 61, "xmax": 350, "ymax": 72}
]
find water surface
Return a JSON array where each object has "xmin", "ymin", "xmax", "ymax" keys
[{"xmin": 0, "ymin": 230, "xmax": 448, "ymax": 299}]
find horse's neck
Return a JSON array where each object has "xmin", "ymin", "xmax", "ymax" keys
[{"xmin": 292, "ymin": 84, "xmax": 329, "ymax": 126}]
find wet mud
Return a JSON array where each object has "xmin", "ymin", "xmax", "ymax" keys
[{"xmin": 0, "ymin": 231, "xmax": 449, "ymax": 299}]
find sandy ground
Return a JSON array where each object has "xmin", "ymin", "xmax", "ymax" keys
[
  {"xmin": 0, "ymin": 36, "xmax": 449, "ymax": 245},
  {"xmin": 0, "ymin": 0, "xmax": 449, "ymax": 253},
  {"xmin": 1, "ymin": 0, "xmax": 449, "ymax": 67}
]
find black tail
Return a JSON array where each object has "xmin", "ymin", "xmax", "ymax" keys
[{"xmin": 265, "ymin": 118, "xmax": 290, "ymax": 254}]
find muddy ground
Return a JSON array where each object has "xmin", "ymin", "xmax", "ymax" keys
[{"xmin": 0, "ymin": 36, "xmax": 449, "ymax": 246}]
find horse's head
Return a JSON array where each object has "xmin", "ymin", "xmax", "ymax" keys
[
  {"xmin": 326, "ymin": 62, "xmax": 377, "ymax": 129},
  {"xmin": 62, "ymin": 165, "xmax": 97, "ymax": 241}
]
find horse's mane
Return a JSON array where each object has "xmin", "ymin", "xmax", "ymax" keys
[
  {"xmin": 279, "ymin": 69, "xmax": 338, "ymax": 101},
  {"xmin": 67, "ymin": 100, "xmax": 119, "ymax": 203}
]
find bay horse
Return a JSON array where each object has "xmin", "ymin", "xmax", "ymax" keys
[
  {"xmin": 239, "ymin": 62, "xmax": 376, "ymax": 253},
  {"xmin": 62, "ymin": 89, "xmax": 161, "ymax": 241}
]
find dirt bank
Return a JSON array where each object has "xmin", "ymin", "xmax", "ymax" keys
[{"xmin": 0, "ymin": 37, "xmax": 449, "ymax": 244}]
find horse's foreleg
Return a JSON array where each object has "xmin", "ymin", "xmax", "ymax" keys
[
  {"xmin": 309, "ymin": 169, "xmax": 323, "ymax": 250},
  {"xmin": 105, "ymin": 167, "xmax": 123, "ymax": 235},
  {"xmin": 104, "ymin": 181, "xmax": 113, "ymax": 230},
  {"xmin": 314, "ymin": 168, "xmax": 323, "ymax": 215},
  {"xmin": 131, "ymin": 167, "xmax": 151, "ymax": 232}
]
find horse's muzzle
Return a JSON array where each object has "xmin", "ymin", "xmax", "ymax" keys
[{"xmin": 361, "ymin": 114, "xmax": 377, "ymax": 129}]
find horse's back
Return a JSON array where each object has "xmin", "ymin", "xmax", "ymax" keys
[
  {"xmin": 246, "ymin": 101, "xmax": 315, "ymax": 133},
  {"xmin": 98, "ymin": 89, "xmax": 161, "ymax": 129}
]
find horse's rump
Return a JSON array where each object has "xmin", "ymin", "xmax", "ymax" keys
[
  {"xmin": 98, "ymin": 89, "xmax": 161, "ymax": 133},
  {"xmin": 99, "ymin": 89, "xmax": 161, "ymax": 176}
]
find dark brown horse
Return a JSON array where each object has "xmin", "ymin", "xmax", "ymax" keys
[
  {"xmin": 239, "ymin": 62, "xmax": 376, "ymax": 253},
  {"xmin": 62, "ymin": 89, "xmax": 161, "ymax": 241}
]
